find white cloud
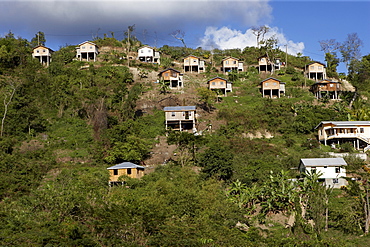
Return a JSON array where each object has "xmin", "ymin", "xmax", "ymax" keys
[{"xmin": 199, "ymin": 26, "xmax": 305, "ymax": 56}]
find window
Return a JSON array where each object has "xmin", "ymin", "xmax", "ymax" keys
[
  {"xmin": 185, "ymin": 59, "xmax": 188, "ymax": 63},
  {"xmin": 265, "ymin": 83, "xmax": 269, "ymax": 86},
  {"xmin": 82, "ymin": 46, "xmax": 85, "ymax": 49},
  {"xmin": 233, "ymin": 61, "xmax": 236, "ymax": 64},
  {"xmin": 360, "ymin": 128, "xmax": 364, "ymax": 133},
  {"xmin": 225, "ymin": 61, "xmax": 229, "ymax": 64},
  {"xmin": 113, "ymin": 169, "xmax": 118, "ymax": 175},
  {"xmin": 127, "ymin": 168, "xmax": 131, "ymax": 175},
  {"xmin": 261, "ymin": 58, "xmax": 265, "ymax": 62},
  {"xmin": 212, "ymin": 82, "xmax": 216, "ymax": 85},
  {"xmin": 141, "ymin": 50, "xmax": 144, "ymax": 53},
  {"xmin": 43, "ymin": 49, "xmax": 46, "ymax": 52},
  {"xmin": 171, "ymin": 112, "xmax": 176, "ymax": 117},
  {"xmin": 220, "ymin": 81, "xmax": 224, "ymax": 85},
  {"xmin": 335, "ymin": 167, "xmax": 340, "ymax": 173},
  {"xmin": 36, "ymin": 50, "xmax": 39, "ymax": 53},
  {"xmin": 193, "ymin": 60, "xmax": 197, "ymax": 63},
  {"xmin": 311, "ymin": 66, "xmax": 314, "ymax": 70},
  {"xmin": 333, "ymin": 178, "xmax": 339, "ymax": 183},
  {"xmin": 311, "ymin": 167, "xmax": 316, "ymax": 173},
  {"xmin": 330, "ymin": 84, "xmax": 334, "ymax": 87},
  {"xmin": 324, "ymin": 166, "xmax": 327, "ymax": 168},
  {"xmin": 90, "ymin": 46, "xmax": 93, "ymax": 49},
  {"xmin": 273, "ymin": 82, "xmax": 277, "ymax": 85}
]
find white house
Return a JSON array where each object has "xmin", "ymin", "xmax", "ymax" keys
[
  {"xmin": 315, "ymin": 121, "xmax": 370, "ymax": 151},
  {"xmin": 299, "ymin": 158, "xmax": 348, "ymax": 188},
  {"xmin": 163, "ymin": 106, "xmax": 196, "ymax": 131},
  {"xmin": 137, "ymin": 46, "xmax": 160, "ymax": 64}
]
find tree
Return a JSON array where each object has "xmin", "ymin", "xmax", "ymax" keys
[
  {"xmin": 252, "ymin": 25, "xmax": 269, "ymax": 48},
  {"xmin": 340, "ymin": 33, "xmax": 363, "ymax": 69},
  {"xmin": 30, "ymin": 31, "xmax": 46, "ymax": 48},
  {"xmin": 196, "ymin": 87, "xmax": 216, "ymax": 113},
  {"xmin": 0, "ymin": 76, "xmax": 20, "ymax": 137},
  {"xmin": 171, "ymin": 30, "xmax": 187, "ymax": 48}
]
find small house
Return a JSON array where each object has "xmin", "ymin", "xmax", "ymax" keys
[
  {"xmin": 207, "ymin": 77, "xmax": 232, "ymax": 96},
  {"xmin": 164, "ymin": 106, "xmax": 196, "ymax": 131},
  {"xmin": 221, "ymin": 57, "xmax": 243, "ymax": 73},
  {"xmin": 158, "ymin": 68, "xmax": 183, "ymax": 89},
  {"xmin": 32, "ymin": 45, "xmax": 53, "ymax": 66},
  {"xmin": 310, "ymin": 79, "xmax": 341, "ymax": 99},
  {"xmin": 183, "ymin": 55, "xmax": 205, "ymax": 73},
  {"xmin": 107, "ymin": 162, "xmax": 145, "ymax": 185},
  {"xmin": 76, "ymin": 41, "xmax": 99, "ymax": 62},
  {"xmin": 305, "ymin": 62, "xmax": 326, "ymax": 81},
  {"xmin": 258, "ymin": 55, "xmax": 280, "ymax": 73},
  {"xmin": 299, "ymin": 158, "xmax": 348, "ymax": 188},
  {"xmin": 260, "ymin": 77, "xmax": 285, "ymax": 98},
  {"xmin": 138, "ymin": 45, "xmax": 160, "ymax": 64},
  {"xmin": 315, "ymin": 121, "xmax": 370, "ymax": 150}
]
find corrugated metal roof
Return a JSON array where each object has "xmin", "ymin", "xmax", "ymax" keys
[
  {"xmin": 107, "ymin": 162, "xmax": 145, "ymax": 170},
  {"xmin": 163, "ymin": 106, "xmax": 196, "ymax": 111},
  {"xmin": 300, "ymin": 158, "xmax": 347, "ymax": 167},
  {"xmin": 315, "ymin": 121, "xmax": 370, "ymax": 129}
]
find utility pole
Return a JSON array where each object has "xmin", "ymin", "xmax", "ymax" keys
[
  {"xmin": 127, "ymin": 27, "xmax": 130, "ymax": 67},
  {"xmin": 285, "ymin": 44, "xmax": 288, "ymax": 68}
]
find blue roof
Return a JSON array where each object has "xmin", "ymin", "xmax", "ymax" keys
[
  {"xmin": 163, "ymin": 106, "xmax": 196, "ymax": 111},
  {"xmin": 107, "ymin": 162, "xmax": 145, "ymax": 170}
]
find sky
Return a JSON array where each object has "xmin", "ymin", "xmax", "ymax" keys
[{"xmin": 0, "ymin": 0, "xmax": 369, "ymax": 73}]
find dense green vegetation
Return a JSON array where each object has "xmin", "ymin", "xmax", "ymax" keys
[{"xmin": 1, "ymin": 31, "xmax": 370, "ymax": 246}]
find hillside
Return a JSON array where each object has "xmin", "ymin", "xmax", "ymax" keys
[{"xmin": 1, "ymin": 34, "xmax": 370, "ymax": 246}]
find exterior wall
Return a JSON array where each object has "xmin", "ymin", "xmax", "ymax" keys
[
  {"xmin": 32, "ymin": 46, "xmax": 51, "ymax": 57},
  {"xmin": 138, "ymin": 47, "xmax": 154, "ymax": 57},
  {"xmin": 184, "ymin": 56, "xmax": 199, "ymax": 66},
  {"xmin": 109, "ymin": 168, "xmax": 145, "ymax": 181},
  {"xmin": 301, "ymin": 165, "xmax": 347, "ymax": 188},
  {"xmin": 259, "ymin": 57, "xmax": 268, "ymax": 66},
  {"xmin": 223, "ymin": 58, "xmax": 238, "ymax": 68},
  {"xmin": 79, "ymin": 42, "xmax": 98, "ymax": 54},
  {"xmin": 262, "ymin": 78, "xmax": 280, "ymax": 90},
  {"xmin": 208, "ymin": 78, "xmax": 227, "ymax": 90},
  {"xmin": 165, "ymin": 110, "xmax": 195, "ymax": 121},
  {"xmin": 307, "ymin": 62, "xmax": 325, "ymax": 73}
]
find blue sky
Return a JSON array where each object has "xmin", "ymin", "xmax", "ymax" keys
[{"xmin": 0, "ymin": 0, "xmax": 369, "ymax": 73}]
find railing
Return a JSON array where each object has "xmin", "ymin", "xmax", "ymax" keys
[{"xmin": 326, "ymin": 133, "xmax": 370, "ymax": 144}]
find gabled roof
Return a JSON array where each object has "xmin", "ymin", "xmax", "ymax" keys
[
  {"xmin": 107, "ymin": 162, "xmax": 145, "ymax": 170},
  {"xmin": 158, "ymin": 68, "xmax": 181, "ymax": 75},
  {"xmin": 32, "ymin": 45, "xmax": 54, "ymax": 52},
  {"xmin": 222, "ymin": 56, "xmax": 239, "ymax": 61},
  {"xmin": 260, "ymin": 77, "xmax": 285, "ymax": 85},
  {"xmin": 300, "ymin": 158, "xmax": 347, "ymax": 167},
  {"xmin": 138, "ymin": 45, "xmax": 154, "ymax": 50},
  {"xmin": 163, "ymin": 106, "xmax": 196, "ymax": 111},
  {"xmin": 77, "ymin": 41, "xmax": 98, "ymax": 48},
  {"xmin": 306, "ymin": 61, "xmax": 326, "ymax": 67},
  {"xmin": 315, "ymin": 121, "xmax": 370, "ymax": 129},
  {"xmin": 184, "ymin": 55, "xmax": 200, "ymax": 60},
  {"xmin": 207, "ymin": 77, "xmax": 228, "ymax": 83}
]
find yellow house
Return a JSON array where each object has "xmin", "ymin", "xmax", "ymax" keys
[
  {"xmin": 183, "ymin": 55, "xmax": 205, "ymax": 73},
  {"xmin": 221, "ymin": 57, "xmax": 243, "ymax": 73},
  {"xmin": 107, "ymin": 162, "xmax": 145, "ymax": 185},
  {"xmin": 158, "ymin": 68, "xmax": 183, "ymax": 89},
  {"xmin": 207, "ymin": 77, "xmax": 232, "ymax": 96},
  {"xmin": 76, "ymin": 41, "xmax": 99, "ymax": 62},
  {"xmin": 32, "ymin": 45, "xmax": 53, "ymax": 66},
  {"xmin": 305, "ymin": 61, "xmax": 326, "ymax": 81},
  {"xmin": 260, "ymin": 77, "xmax": 285, "ymax": 98}
]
